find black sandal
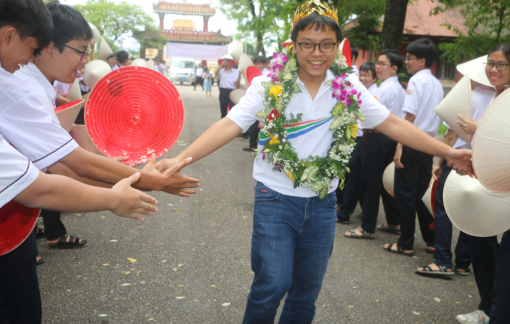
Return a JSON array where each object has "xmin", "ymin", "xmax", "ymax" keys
[
  {"xmin": 36, "ymin": 256, "xmax": 44, "ymax": 266},
  {"xmin": 383, "ymin": 243, "xmax": 413, "ymax": 257},
  {"xmin": 48, "ymin": 235, "xmax": 88, "ymax": 249},
  {"xmin": 34, "ymin": 227, "xmax": 45, "ymax": 240},
  {"xmin": 415, "ymin": 264, "xmax": 454, "ymax": 276},
  {"xmin": 377, "ymin": 223, "xmax": 401, "ymax": 234},
  {"xmin": 455, "ymin": 266, "xmax": 471, "ymax": 276},
  {"xmin": 343, "ymin": 226, "xmax": 375, "ymax": 239}
]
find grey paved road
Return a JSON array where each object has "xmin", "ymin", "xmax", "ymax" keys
[{"xmin": 38, "ymin": 84, "xmax": 479, "ymax": 323}]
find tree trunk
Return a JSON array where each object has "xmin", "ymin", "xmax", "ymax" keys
[
  {"xmin": 248, "ymin": 0, "xmax": 266, "ymax": 56},
  {"xmin": 380, "ymin": 0, "xmax": 409, "ymax": 51}
]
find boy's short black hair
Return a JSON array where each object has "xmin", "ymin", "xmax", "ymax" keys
[
  {"xmin": 0, "ymin": 0, "xmax": 54, "ymax": 49},
  {"xmin": 107, "ymin": 54, "xmax": 117, "ymax": 60},
  {"xmin": 291, "ymin": 12, "xmax": 343, "ymax": 44},
  {"xmin": 36, "ymin": 2, "xmax": 92, "ymax": 56},
  {"xmin": 254, "ymin": 56, "xmax": 268, "ymax": 64},
  {"xmin": 406, "ymin": 38, "xmax": 438, "ymax": 68},
  {"xmin": 379, "ymin": 50, "xmax": 404, "ymax": 70},
  {"xmin": 117, "ymin": 50, "xmax": 128, "ymax": 64},
  {"xmin": 359, "ymin": 62, "xmax": 376, "ymax": 79},
  {"xmin": 351, "ymin": 44, "xmax": 359, "ymax": 61}
]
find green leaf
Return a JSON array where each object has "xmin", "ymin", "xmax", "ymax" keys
[
  {"xmin": 222, "ymin": 302, "xmax": 231, "ymax": 307},
  {"xmin": 98, "ymin": 314, "xmax": 108, "ymax": 317},
  {"xmin": 412, "ymin": 311, "xmax": 420, "ymax": 315},
  {"xmin": 434, "ymin": 297, "xmax": 441, "ymax": 302}
]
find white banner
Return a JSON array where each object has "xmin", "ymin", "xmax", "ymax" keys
[{"xmin": 166, "ymin": 43, "xmax": 228, "ymax": 60}]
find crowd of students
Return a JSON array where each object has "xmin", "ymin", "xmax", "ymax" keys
[
  {"xmin": 335, "ymin": 37, "xmax": 510, "ymax": 324},
  {"xmin": 1, "ymin": 0, "xmax": 509, "ymax": 323}
]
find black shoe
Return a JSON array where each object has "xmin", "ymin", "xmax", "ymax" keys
[{"xmin": 336, "ymin": 218, "xmax": 350, "ymax": 224}]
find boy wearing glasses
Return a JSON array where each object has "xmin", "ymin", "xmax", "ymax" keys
[
  {"xmin": 344, "ymin": 51, "xmax": 405, "ymax": 239},
  {"xmin": 383, "ymin": 38, "xmax": 444, "ymax": 256},
  {"xmin": 155, "ymin": 1, "xmax": 471, "ymax": 319}
]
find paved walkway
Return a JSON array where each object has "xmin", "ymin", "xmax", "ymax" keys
[{"xmin": 37, "ymin": 84, "xmax": 479, "ymax": 323}]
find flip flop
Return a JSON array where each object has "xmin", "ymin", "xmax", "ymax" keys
[
  {"xmin": 455, "ymin": 266, "xmax": 471, "ymax": 276},
  {"xmin": 383, "ymin": 243, "xmax": 413, "ymax": 257},
  {"xmin": 48, "ymin": 235, "xmax": 87, "ymax": 249},
  {"xmin": 415, "ymin": 264, "xmax": 454, "ymax": 276}
]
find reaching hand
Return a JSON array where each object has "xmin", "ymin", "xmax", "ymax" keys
[
  {"xmin": 457, "ymin": 116, "xmax": 479, "ymax": 135},
  {"xmin": 430, "ymin": 164, "xmax": 442, "ymax": 186},
  {"xmin": 447, "ymin": 148, "xmax": 474, "ymax": 177},
  {"xmin": 111, "ymin": 155, "xmax": 135, "ymax": 167},
  {"xmin": 160, "ymin": 157, "xmax": 199, "ymax": 197},
  {"xmin": 110, "ymin": 173, "xmax": 158, "ymax": 221},
  {"xmin": 394, "ymin": 144, "xmax": 404, "ymax": 169},
  {"xmin": 154, "ymin": 158, "xmax": 179, "ymax": 172}
]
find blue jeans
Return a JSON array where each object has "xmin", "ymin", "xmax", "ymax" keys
[{"xmin": 242, "ymin": 182, "xmax": 337, "ymax": 324}]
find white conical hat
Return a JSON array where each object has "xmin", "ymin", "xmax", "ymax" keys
[
  {"xmin": 89, "ymin": 23, "xmax": 100, "ymax": 44},
  {"xmin": 55, "ymin": 99, "xmax": 84, "ymax": 132},
  {"xmin": 70, "ymin": 125, "xmax": 103, "ymax": 155},
  {"xmin": 444, "ymin": 171, "xmax": 510, "ymax": 237},
  {"xmin": 434, "ymin": 74, "xmax": 473, "ymax": 143},
  {"xmin": 97, "ymin": 37, "xmax": 113, "ymax": 60},
  {"xmin": 230, "ymin": 43, "xmax": 243, "ymax": 64},
  {"xmin": 66, "ymin": 78, "xmax": 82, "ymax": 102},
  {"xmin": 383, "ymin": 162, "xmax": 395, "ymax": 197},
  {"xmin": 422, "ymin": 179, "xmax": 438, "ymax": 217},
  {"xmin": 457, "ymin": 55, "xmax": 492, "ymax": 88},
  {"xmin": 229, "ymin": 89, "xmax": 246, "ymax": 105},
  {"xmin": 130, "ymin": 58, "xmax": 148, "ymax": 68},
  {"xmin": 147, "ymin": 59, "xmax": 155, "ymax": 69},
  {"xmin": 238, "ymin": 54, "xmax": 254, "ymax": 75},
  {"xmin": 83, "ymin": 60, "xmax": 111, "ymax": 89},
  {"xmin": 239, "ymin": 74, "xmax": 248, "ymax": 90},
  {"xmin": 472, "ymin": 88, "xmax": 510, "ymax": 192}
]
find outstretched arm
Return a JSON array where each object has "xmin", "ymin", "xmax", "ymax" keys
[
  {"xmin": 155, "ymin": 117, "xmax": 242, "ymax": 171},
  {"xmin": 14, "ymin": 172, "xmax": 157, "ymax": 221}
]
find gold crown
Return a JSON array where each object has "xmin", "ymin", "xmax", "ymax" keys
[{"xmin": 292, "ymin": 0, "xmax": 339, "ymax": 27}]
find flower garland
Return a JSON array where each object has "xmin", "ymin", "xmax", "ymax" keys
[{"xmin": 255, "ymin": 46, "xmax": 363, "ymax": 199}]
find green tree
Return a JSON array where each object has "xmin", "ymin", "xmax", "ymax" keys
[
  {"xmin": 379, "ymin": 0, "xmax": 409, "ymax": 51},
  {"xmin": 433, "ymin": 0, "xmax": 510, "ymax": 61},
  {"xmin": 74, "ymin": 0, "xmax": 156, "ymax": 49}
]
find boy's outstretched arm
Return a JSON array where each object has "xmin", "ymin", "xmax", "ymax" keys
[{"xmin": 156, "ymin": 117, "xmax": 242, "ymax": 172}]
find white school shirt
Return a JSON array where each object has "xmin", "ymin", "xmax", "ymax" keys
[
  {"xmin": 0, "ymin": 64, "xmax": 78, "ymax": 170},
  {"xmin": 160, "ymin": 63, "xmax": 167, "ymax": 75},
  {"xmin": 78, "ymin": 76, "xmax": 89, "ymax": 93},
  {"xmin": 365, "ymin": 76, "xmax": 406, "ymax": 129},
  {"xmin": 196, "ymin": 66, "xmax": 204, "ymax": 77},
  {"xmin": 111, "ymin": 63, "xmax": 123, "ymax": 71},
  {"xmin": 217, "ymin": 68, "xmax": 239, "ymax": 89},
  {"xmin": 0, "ymin": 135, "xmax": 39, "ymax": 207},
  {"xmin": 444, "ymin": 85, "xmax": 494, "ymax": 149},
  {"xmin": 355, "ymin": 82, "xmax": 379, "ymax": 136},
  {"xmin": 351, "ymin": 65, "xmax": 359, "ymax": 76},
  {"xmin": 53, "ymin": 80, "xmax": 73, "ymax": 96},
  {"xmin": 227, "ymin": 69, "xmax": 390, "ymax": 197},
  {"xmin": 402, "ymin": 69, "xmax": 443, "ymax": 136}
]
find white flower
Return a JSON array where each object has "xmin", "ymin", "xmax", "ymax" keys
[{"xmin": 279, "ymin": 145, "xmax": 283, "ymax": 150}]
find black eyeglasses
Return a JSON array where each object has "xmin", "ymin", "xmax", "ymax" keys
[
  {"xmin": 404, "ymin": 56, "xmax": 418, "ymax": 62},
  {"xmin": 376, "ymin": 61, "xmax": 391, "ymax": 67},
  {"xmin": 359, "ymin": 73, "xmax": 373, "ymax": 78},
  {"xmin": 56, "ymin": 43, "xmax": 90, "ymax": 62},
  {"xmin": 296, "ymin": 42, "xmax": 337, "ymax": 53},
  {"xmin": 484, "ymin": 62, "xmax": 509, "ymax": 71}
]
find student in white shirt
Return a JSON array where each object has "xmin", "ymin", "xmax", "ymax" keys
[
  {"xmin": 344, "ymin": 50, "xmax": 405, "ymax": 239},
  {"xmin": 155, "ymin": 9, "xmax": 471, "ymax": 322},
  {"xmin": 215, "ymin": 55, "xmax": 240, "ymax": 118},
  {"xmin": 194, "ymin": 63, "xmax": 204, "ymax": 90},
  {"xmin": 0, "ymin": 1, "xmax": 156, "ymax": 323},
  {"xmin": 350, "ymin": 44, "xmax": 359, "ymax": 76},
  {"xmin": 336, "ymin": 61, "xmax": 377, "ymax": 224},
  {"xmin": 111, "ymin": 50, "xmax": 128, "ymax": 71},
  {"xmin": 254, "ymin": 55, "xmax": 270, "ymax": 75},
  {"xmin": 454, "ymin": 45, "xmax": 510, "ymax": 324},
  {"xmin": 383, "ymin": 38, "xmax": 444, "ymax": 256}
]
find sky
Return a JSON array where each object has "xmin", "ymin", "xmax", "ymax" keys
[{"xmin": 60, "ymin": 0, "xmax": 241, "ymax": 52}]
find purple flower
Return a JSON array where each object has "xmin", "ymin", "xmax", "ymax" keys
[
  {"xmin": 348, "ymin": 89, "xmax": 357, "ymax": 96},
  {"xmin": 346, "ymin": 97, "xmax": 353, "ymax": 106},
  {"xmin": 271, "ymin": 52, "xmax": 288, "ymax": 71},
  {"xmin": 357, "ymin": 92, "xmax": 362, "ymax": 99}
]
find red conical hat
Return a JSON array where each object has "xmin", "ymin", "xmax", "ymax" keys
[
  {"xmin": 339, "ymin": 38, "xmax": 352, "ymax": 67},
  {"xmin": 245, "ymin": 66, "xmax": 263, "ymax": 86},
  {"xmin": 85, "ymin": 66, "xmax": 184, "ymax": 165},
  {"xmin": 0, "ymin": 201, "xmax": 40, "ymax": 256}
]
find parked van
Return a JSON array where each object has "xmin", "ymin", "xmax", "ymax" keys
[{"xmin": 169, "ymin": 58, "xmax": 196, "ymax": 84}]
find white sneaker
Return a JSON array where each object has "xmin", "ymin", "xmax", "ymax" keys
[{"xmin": 456, "ymin": 310, "xmax": 490, "ymax": 324}]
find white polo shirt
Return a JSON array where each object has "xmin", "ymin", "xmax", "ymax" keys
[
  {"xmin": 0, "ymin": 64, "xmax": 78, "ymax": 170},
  {"xmin": 53, "ymin": 80, "xmax": 73, "ymax": 96},
  {"xmin": 365, "ymin": 76, "xmax": 406, "ymax": 130},
  {"xmin": 444, "ymin": 85, "xmax": 495, "ymax": 149},
  {"xmin": 227, "ymin": 69, "xmax": 390, "ymax": 197},
  {"xmin": 0, "ymin": 135, "xmax": 39, "ymax": 207},
  {"xmin": 196, "ymin": 66, "xmax": 204, "ymax": 78},
  {"xmin": 402, "ymin": 69, "xmax": 443, "ymax": 136},
  {"xmin": 217, "ymin": 68, "xmax": 239, "ymax": 89},
  {"xmin": 111, "ymin": 63, "xmax": 123, "ymax": 71}
]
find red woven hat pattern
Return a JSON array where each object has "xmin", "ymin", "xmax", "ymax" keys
[
  {"xmin": 0, "ymin": 201, "xmax": 40, "ymax": 256},
  {"xmin": 54, "ymin": 99, "xmax": 84, "ymax": 113},
  {"xmin": 85, "ymin": 66, "xmax": 184, "ymax": 165}
]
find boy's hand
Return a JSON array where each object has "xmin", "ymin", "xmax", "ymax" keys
[
  {"xmin": 155, "ymin": 157, "xmax": 198, "ymax": 197},
  {"xmin": 447, "ymin": 148, "xmax": 474, "ymax": 177},
  {"xmin": 155, "ymin": 158, "xmax": 179, "ymax": 172},
  {"xmin": 430, "ymin": 164, "xmax": 442, "ymax": 185},
  {"xmin": 394, "ymin": 143, "xmax": 404, "ymax": 169},
  {"xmin": 111, "ymin": 172, "xmax": 158, "ymax": 221},
  {"xmin": 457, "ymin": 116, "xmax": 479, "ymax": 135}
]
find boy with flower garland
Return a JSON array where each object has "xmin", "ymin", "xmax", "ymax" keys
[{"xmin": 156, "ymin": 1, "xmax": 471, "ymax": 322}]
